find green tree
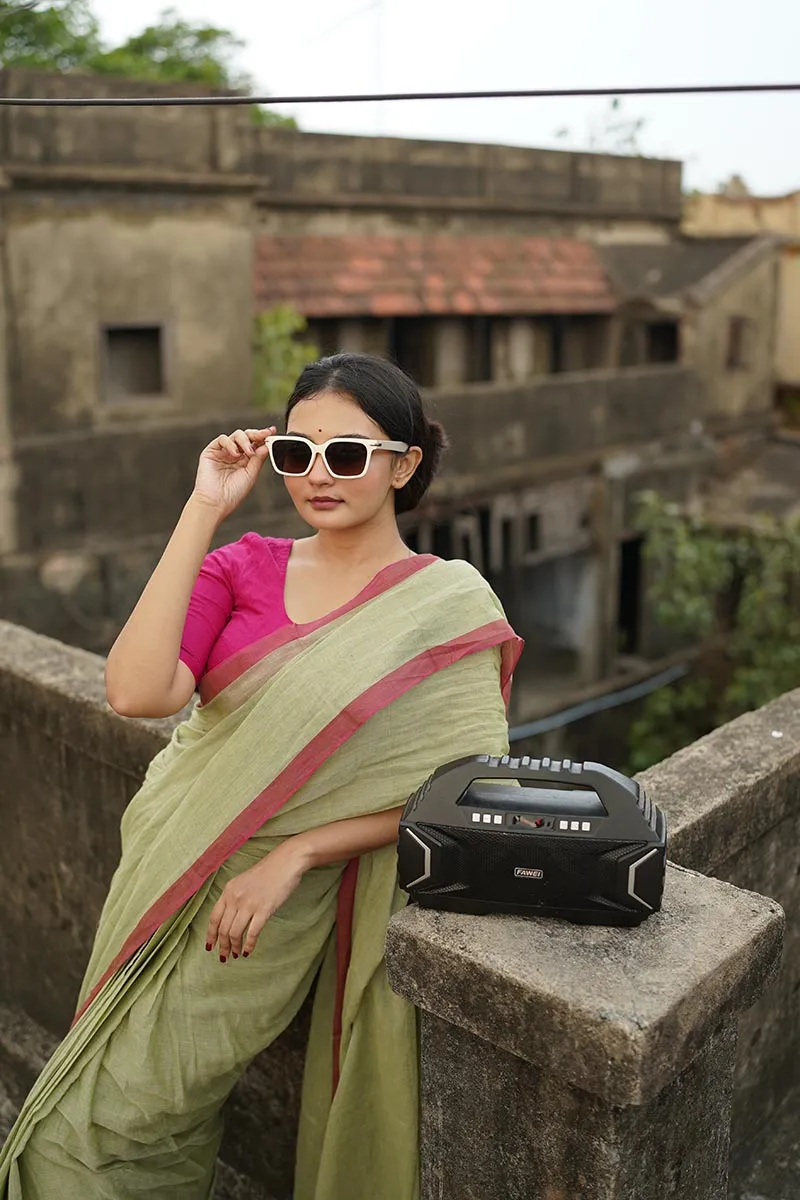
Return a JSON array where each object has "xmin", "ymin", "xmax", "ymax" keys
[
  {"xmin": 0, "ymin": 1, "xmax": 295, "ymax": 126},
  {"xmin": 0, "ymin": 1, "xmax": 100, "ymax": 72},
  {"xmin": 252, "ymin": 306, "xmax": 319, "ymax": 413},
  {"xmin": 626, "ymin": 490, "xmax": 800, "ymax": 773}
]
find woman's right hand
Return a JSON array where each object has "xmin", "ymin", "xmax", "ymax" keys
[{"xmin": 191, "ymin": 426, "xmax": 277, "ymax": 518}]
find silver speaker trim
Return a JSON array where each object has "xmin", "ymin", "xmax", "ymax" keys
[
  {"xmin": 405, "ymin": 828, "xmax": 432, "ymax": 888},
  {"xmin": 627, "ymin": 846, "xmax": 659, "ymax": 911}
]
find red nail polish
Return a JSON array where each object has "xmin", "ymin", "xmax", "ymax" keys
[
  {"xmin": 232, "ymin": 953, "xmax": 239, "ymax": 960},
  {"xmin": 219, "ymin": 955, "xmax": 227, "ymax": 964},
  {"xmin": 242, "ymin": 951, "xmax": 249, "ymax": 958},
  {"xmin": 205, "ymin": 943, "xmax": 212, "ymax": 952}
]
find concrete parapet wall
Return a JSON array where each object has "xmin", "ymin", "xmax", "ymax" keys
[
  {"xmin": 0, "ymin": 620, "xmax": 299, "ymax": 1196},
  {"xmin": 9, "ymin": 366, "xmax": 701, "ymax": 554},
  {"xmin": 0, "ymin": 365, "xmax": 709, "ymax": 658},
  {"xmin": 638, "ymin": 690, "xmax": 800, "ymax": 1165},
  {"xmin": 387, "ymin": 875, "xmax": 780, "ymax": 1199},
  {"xmin": 0, "ymin": 69, "xmax": 682, "ymax": 225},
  {"xmin": 0, "ymin": 619, "xmax": 794, "ymax": 1195}
]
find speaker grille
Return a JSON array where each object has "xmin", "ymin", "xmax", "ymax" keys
[{"xmin": 415, "ymin": 824, "xmax": 647, "ymax": 908}]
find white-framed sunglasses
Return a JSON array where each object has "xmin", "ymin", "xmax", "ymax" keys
[{"xmin": 265, "ymin": 435, "xmax": 409, "ymax": 480}]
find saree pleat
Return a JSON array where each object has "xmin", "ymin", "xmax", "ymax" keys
[{"xmin": 0, "ymin": 557, "xmax": 521, "ymax": 1199}]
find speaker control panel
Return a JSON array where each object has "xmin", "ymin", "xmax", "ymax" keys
[{"xmin": 468, "ymin": 812, "xmax": 592, "ymax": 832}]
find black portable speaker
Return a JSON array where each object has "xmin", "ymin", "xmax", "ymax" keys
[{"xmin": 397, "ymin": 754, "xmax": 667, "ymax": 926}]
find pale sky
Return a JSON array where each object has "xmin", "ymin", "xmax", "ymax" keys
[{"xmin": 92, "ymin": 0, "xmax": 800, "ymax": 196}]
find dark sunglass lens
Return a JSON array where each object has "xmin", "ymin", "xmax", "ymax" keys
[
  {"xmin": 273, "ymin": 439, "xmax": 312, "ymax": 474},
  {"xmin": 326, "ymin": 442, "xmax": 368, "ymax": 476}
]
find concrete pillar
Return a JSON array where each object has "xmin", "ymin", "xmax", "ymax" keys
[
  {"xmin": 433, "ymin": 319, "xmax": 469, "ymax": 387},
  {"xmin": 532, "ymin": 319, "xmax": 553, "ymax": 374},
  {"xmin": 507, "ymin": 318, "xmax": 537, "ymax": 380},
  {"xmin": 387, "ymin": 866, "xmax": 783, "ymax": 1200},
  {"xmin": 574, "ymin": 554, "xmax": 603, "ymax": 684},
  {"xmin": 490, "ymin": 320, "xmax": 511, "ymax": 382},
  {"xmin": 491, "ymin": 319, "xmax": 538, "ymax": 383}
]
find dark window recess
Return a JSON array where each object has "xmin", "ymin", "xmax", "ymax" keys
[
  {"xmin": 500, "ymin": 518, "xmax": 515, "ymax": 568},
  {"xmin": 617, "ymin": 537, "xmax": 643, "ymax": 655},
  {"xmin": 431, "ymin": 522, "xmax": 453, "ymax": 559},
  {"xmin": 104, "ymin": 326, "xmax": 164, "ymax": 400},
  {"xmin": 468, "ymin": 317, "xmax": 493, "ymax": 382},
  {"xmin": 646, "ymin": 321, "xmax": 679, "ymax": 363},
  {"xmin": 526, "ymin": 513, "xmax": 541, "ymax": 554},
  {"xmin": 477, "ymin": 506, "xmax": 492, "ymax": 573},
  {"xmin": 387, "ymin": 318, "xmax": 436, "ymax": 386},
  {"xmin": 726, "ymin": 317, "xmax": 753, "ymax": 370},
  {"xmin": 550, "ymin": 317, "xmax": 566, "ymax": 373},
  {"xmin": 544, "ymin": 314, "xmax": 608, "ymax": 372},
  {"xmin": 305, "ymin": 319, "xmax": 340, "ymax": 357}
]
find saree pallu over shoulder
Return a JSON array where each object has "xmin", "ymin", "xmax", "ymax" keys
[
  {"xmin": 0, "ymin": 554, "xmax": 522, "ymax": 1200},
  {"xmin": 79, "ymin": 554, "xmax": 520, "ymax": 1018}
]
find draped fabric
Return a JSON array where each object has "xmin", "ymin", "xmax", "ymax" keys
[{"xmin": 0, "ymin": 555, "xmax": 521, "ymax": 1199}]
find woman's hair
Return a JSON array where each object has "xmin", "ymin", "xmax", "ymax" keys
[{"xmin": 285, "ymin": 353, "xmax": 449, "ymax": 515}]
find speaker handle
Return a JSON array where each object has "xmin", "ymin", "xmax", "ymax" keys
[{"xmin": 431, "ymin": 754, "xmax": 640, "ymax": 820}]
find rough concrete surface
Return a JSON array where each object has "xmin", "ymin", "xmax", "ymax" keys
[
  {"xmin": 387, "ymin": 863, "xmax": 784, "ymax": 1106},
  {"xmin": 639, "ymin": 685, "xmax": 800, "ymax": 877},
  {"xmin": 639, "ymin": 687, "xmax": 800, "ymax": 1158},
  {"xmin": 729, "ymin": 1084, "xmax": 800, "ymax": 1200},
  {"xmin": 419, "ymin": 1013, "xmax": 738, "ymax": 1200}
]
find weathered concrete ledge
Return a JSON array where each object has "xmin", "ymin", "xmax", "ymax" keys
[
  {"xmin": 387, "ymin": 863, "xmax": 783, "ymax": 1197},
  {"xmin": 386, "ymin": 865, "xmax": 783, "ymax": 1107},
  {"xmin": 0, "ymin": 619, "xmax": 797, "ymax": 1196},
  {"xmin": 637, "ymin": 685, "xmax": 800, "ymax": 1168},
  {"xmin": 639, "ymin": 685, "xmax": 800, "ymax": 876},
  {"xmin": 0, "ymin": 621, "xmax": 296, "ymax": 1196},
  {"xmin": 0, "ymin": 617, "xmax": 182, "ymax": 781}
]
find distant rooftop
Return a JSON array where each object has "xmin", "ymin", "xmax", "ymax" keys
[
  {"xmin": 598, "ymin": 237, "xmax": 756, "ymax": 301},
  {"xmin": 1, "ymin": 67, "xmax": 683, "ymax": 225},
  {"xmin": 254, "ymin": 234, "xmax": 616, "ymax": 318}
]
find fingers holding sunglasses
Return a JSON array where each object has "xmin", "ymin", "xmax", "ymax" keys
[
  {"xmin": 211, "ymin": 431, "xmax": 248, "ymax": 461},
  {"xmin": 244, "ymin": 427, "xmax": 276, "ymax": 456},
  {"xmin": 215, "ymin": 427, "xmax": 276, "ymax": 461}
]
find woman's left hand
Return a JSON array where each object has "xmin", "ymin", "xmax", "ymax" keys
[{"xmin": 205, "ymin": 843, "xmax": 309, "ymax": 962}]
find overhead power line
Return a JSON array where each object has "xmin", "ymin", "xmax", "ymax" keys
[{"xmin": 0, "ymin": 81, "xmax": 798, "ymax": 107}]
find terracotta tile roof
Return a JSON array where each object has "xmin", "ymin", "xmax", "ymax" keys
[{"xmin": 254, "ymin": 235, "xmax": 615, "ymax": 317}]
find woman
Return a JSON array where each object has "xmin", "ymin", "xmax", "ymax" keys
[{"xmin": 0, "ymin": 353, "xmax": 521, "ymax": 1199}]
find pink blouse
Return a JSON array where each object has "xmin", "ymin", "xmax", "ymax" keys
[{"xmin": 179, "ymin": 534, "xmax": 294, "ymax": 684}]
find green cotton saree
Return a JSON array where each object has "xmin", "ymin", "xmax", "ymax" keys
[{"xmin": 0, "ymin": 553, "xmax": 521, "ymax": 1200}]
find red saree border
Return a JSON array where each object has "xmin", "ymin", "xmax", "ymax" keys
[
  {"xmin": 73, "ymin": 617, "xmax": 522, "ymax": 1026},
  {"xmin": 332, "ymin": 857, "xmax": 359, "ymax": 1099},
  {"xmin": 199, "ymin": 553, "xmax": 439, "ymax": 705}
]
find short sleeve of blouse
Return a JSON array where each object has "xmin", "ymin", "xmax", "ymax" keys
[{"xmin": 179, "ymin": 546, "xmax": 236, "ymax": 684}]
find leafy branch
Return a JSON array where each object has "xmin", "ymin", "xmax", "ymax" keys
[
  {"xmin": 252, "ymin": 307, "xmax": 319, "ymax": 413},
  {"xmin": 0, "ymin": 2, "xmax": 296, "ymax": 126},
  {"xmin": 626, "ymin": 490, "xmax": 800, "ymax": 772}
]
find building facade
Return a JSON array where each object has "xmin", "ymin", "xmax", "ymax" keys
[
  {"xmin": 0, "ymin": 68, "xmax": 784, "ymax": 739},
  {"xmin": 684, "ymin": 187, "xmax": 800, "ymax": 407}
]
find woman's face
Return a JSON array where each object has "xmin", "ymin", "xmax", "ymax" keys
[{"xmin": 280, "ymin": 390, "xmax": 421, "ymax": 532}]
